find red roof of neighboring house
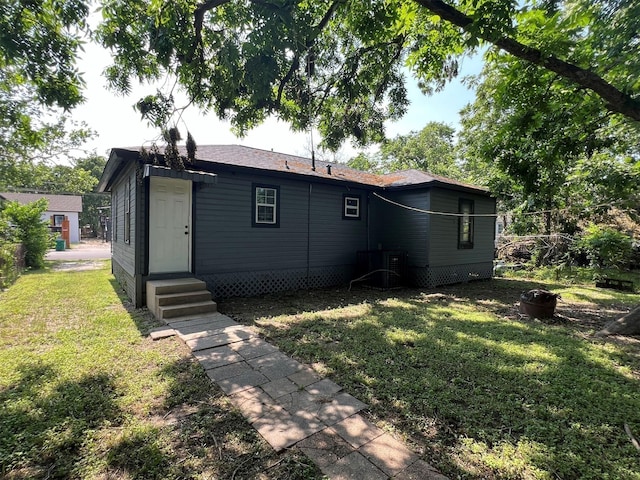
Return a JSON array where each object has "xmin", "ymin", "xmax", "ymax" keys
[{"xmin": 0, "ymin": 192, "xmax": 83, "ymax": 212}]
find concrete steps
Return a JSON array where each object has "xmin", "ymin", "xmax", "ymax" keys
[{"xmin": 146, "ymin": 278, "xmax": 217, "ymax": 321}]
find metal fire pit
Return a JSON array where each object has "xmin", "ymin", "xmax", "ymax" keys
[{"xmin": 519, "ymin": 289, "xmax": 559, "ymax": 318}]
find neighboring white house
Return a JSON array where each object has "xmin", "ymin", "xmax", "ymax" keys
[{"xmin": 0, "ymin": 192, "xmax": 83, "ymax": 244}]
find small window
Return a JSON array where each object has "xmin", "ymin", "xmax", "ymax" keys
[
  {"xmin": 343, "ymin": 195, "xmax": 361, "ymax": 219},
  {"xmin": 113, "ymin": 191, "xmax": 118, "ymax": 241},
  {"xmin": 458, "ymin": 199, "xmax": 474, "ymax": 249},
  {"xmin": 124, "ymin": 177, "xmax": 131, "ymax": 244},
  {"xmin": 53, "ymin": 215, "xmax": 65, "ymax": 227},
  {"xmin": 252, "ymin": 184, "xmax": 280, "ymax": 227}
]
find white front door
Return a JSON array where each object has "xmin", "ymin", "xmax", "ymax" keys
[{"xmin": 149, "ymin": 176, "xmax": 192, "ymax": 273}]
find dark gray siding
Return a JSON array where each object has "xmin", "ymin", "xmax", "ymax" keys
[
  {"xmin": 424, "ymin": 187, "xmax": 495, "ymax": 287},
  {"xmin": 309, "ymin": 183, "xmax": 368, "ymax": 268},
  {"xmin": 137, "ymin": 178, "xmax": 148, "ymax": 277},
  {"xmin": 368, "ymin": 187, "xmax": 495, "ymax": 288},
  {"xmin": 369, "ymin": 190, "xmax": 429, "ymax": 267},
  {"xmin": 428, "ymin": 187, "xmax": 495, "ymax": 267},
  {"xmin": 193, "ymin": 171, "xmax": 369, "ymax": 297},
  {"xmin": 194, "ymin": 174, "xmax": 308, "ymax": 272},
  {"xmin": 110, "ymin": 163, "xmax": 140, "ymax": 303}
]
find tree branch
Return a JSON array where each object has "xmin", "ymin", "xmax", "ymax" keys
[
  {"xmin": 413, "ymin": 0, "xmax": 640, "ymax": 121},
  {"xmin": 189, "ymin": 0, "xmax": 232, "ymax": 63},
  {"xmin": 276, "ymin": 55, "xmax": 299, "ymax": 106},
  {"xmin": 276, "ymin": 0, "xmax": 345, "ymax": 106},
  {"xmin": 313, "ymin": 0, "xmax": 345, "ymax": 36}
]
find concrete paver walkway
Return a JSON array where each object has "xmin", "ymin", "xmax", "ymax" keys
[{"xmin": 151, "ymin": 312, "xmax": 448, "ymax": 480}]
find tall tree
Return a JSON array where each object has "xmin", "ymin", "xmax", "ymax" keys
[
  {"xmin": 1, "ymin": 0, "xmax": 88, "ymax": 110},
  {"xmin": 347, "ymin": 122, "xmax": 462, "ymax": 178},
  {"xmin": 0, "ymin": 117, "xmax": 95, "ymax": 192},
  {"xmin": 1, "ymin": 1, "xmax": 90, "ymax": 157},
  {"xmin": 458, "ymin": 51, "xmax": 640, "ymax": 235},
  {"xmin": 95, "ymin": 0, "xmax": 640, "ymax": 149},
  {"xmin": 380, "ymin": 122, "xmax": 461, "ymax": 177},
  {"xmin": 74, "ymin": 155, "xmax": 110, "ymax": 235},
  {"xmin": 4, "ymin": 1, "xmax": 640, "ymax": 153}
]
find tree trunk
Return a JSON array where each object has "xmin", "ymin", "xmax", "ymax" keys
[
  {"xmin": 595, "ymin": 305, "xmax": 640, "ymax": 337},
  {"xmin": 413, "ymin": 0, "xmax": 640, "ymax": 122}
]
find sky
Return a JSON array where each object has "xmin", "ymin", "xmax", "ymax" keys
[{"xmin": 73, "ymin": 38, "xmax": 482, "ymax": 161}]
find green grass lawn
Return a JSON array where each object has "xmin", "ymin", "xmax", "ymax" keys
[
  {"xmin": 0, "ymin": 262, "xmax": 322, "ymax": 479},
  {"xmin": 221, "ymin": 277, "xmax": 640, "ymax": 480}
]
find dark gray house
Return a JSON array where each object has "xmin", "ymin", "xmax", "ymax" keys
[{"xmin": 97, "ymin": 145, "xmax": 495, "ymax": 307}]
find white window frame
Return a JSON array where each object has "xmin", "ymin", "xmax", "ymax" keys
[
  {"xmin": 113, "ymin": 191, "xmax": 118, "ymax": 241},
  {"xmin": 254, "ymin": 186, "xmax": 278, "ymax": 225},
  {"xmin": 124, "ymin": 176, "xmax": 131, "ymax": 244},
  {"xmin": 458, "ymin": 198, "xmax": 474, "ymax": 249},
  {"xmin": 343, "ymin": 195, "xmax": 361, "ymax": 219}
]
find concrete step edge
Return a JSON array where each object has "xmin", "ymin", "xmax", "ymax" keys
[
  {"xmin": 148, "ymin": 278, "xmax": 207, "ymax": 295},
  {"xmin": 159, "ymin": 301, "xmax": 218, "ymax": 319},
  {"xmin": 156, "ymin": 290, "xmax": 212, "ymax": 306}
]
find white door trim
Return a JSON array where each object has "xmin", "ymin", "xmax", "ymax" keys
[{"xmin": 148, "ymin": 176, "xmax": 192, "ymax": 273}]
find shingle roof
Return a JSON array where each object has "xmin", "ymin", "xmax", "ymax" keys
[
  {"xmin": 0, "ymin": 192, "xmax": 83, "ymax": 212},
  {"xmin": 108, "ymin": 144, "xmax": 488, "ymax": 194},
  {"xmin": 380, "ymin": 169, "xmax": 482, "ymax": 190},
  {"xmin": 193, "ymin": 144, "xmax": 384, "ymax": 186}
]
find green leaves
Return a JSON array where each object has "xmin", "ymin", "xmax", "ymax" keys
[
  {"xmin": 378, "ymin": 121, "xmax": 463, "ymax": 177},
  {"xmin": 91, "ymin": 0, "xmax": 640, "ymax": 147},
  {"xmin": 0, "ymin": 199, "xmax": 50, "ymax": 269},
  {"xmin": 573, "ymin": 224, "xmax": 634, "ymax": 268},
  {"xmin": 0, "ymin": 0, "xmax": 89, "ymax": 111},
  {"xmin": 459, "ymin": 43, "xmax": 640, "ymax": 236},
  {"xmin": 0, "ymin": 2, "xmax": 95, "ymax": 171}
]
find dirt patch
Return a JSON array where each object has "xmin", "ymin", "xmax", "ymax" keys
[
  {"xmin": 51, "ymin": 261, "xmax": 107, "ymax": 271},
  {"xmin": 219, "ymin": 277, "xmax": 640, "ymax": 347}
]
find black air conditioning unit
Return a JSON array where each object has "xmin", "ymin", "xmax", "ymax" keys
[{"xmin": 356, "ymin": 250, "xmax": 407, "ymax": 289}]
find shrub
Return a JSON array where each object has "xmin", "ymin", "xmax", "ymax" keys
[
  {"xmin": 0, "ymin": 243, "xmax": 24, "ymax": 289},
  {"xmin": 0, "ymin": 199, "xmax": 50, "ymax": 269},
  {"xmin": 572, "ymin": 224, "xmax": 633, "ymax": 269}
]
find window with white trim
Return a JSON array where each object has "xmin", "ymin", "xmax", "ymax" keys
[
  {"xmin": 343, "ymin": 194, "xmax": 361, "ymax": 219},
  {"xmin": 252, "ymin": 184, "xmax": 279, "ymax": 227},
  {"xmin": 458, "ymin": 198, "xmax": 474, "ymax": 249},
  {"xmin": 124, "ymin": 176, "xmax": 131, "ymax": 244},
  {"xmin": 113, "ymin": 191, "xmax": 118, "ymax": 241}
]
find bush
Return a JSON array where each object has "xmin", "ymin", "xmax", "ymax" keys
[
  {"xmin": 0, "ymin": 199, "xmax": 51, "ymax": 269},
  {"xmin": 572, "ymin": 224, "xmax": 633, "ymax": 269},
  {"xmin": 0, "ymin": 243, "xmax": 25, "ymax": 289}
]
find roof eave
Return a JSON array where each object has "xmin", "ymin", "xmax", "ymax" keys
[
  {"xmin": 385, "ymin": 180, "xmax": 492, "ymax": 196},
  {"xmin": 97, "ymin": 148, "xmax": 138, "ymax": 192},
  {"xmin": 193, "ymin": 159, "xmax": 381, "ymax": 190}
]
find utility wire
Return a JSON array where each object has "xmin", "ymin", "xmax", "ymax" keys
[
  {"xmin": 372, "ymin": 192, "xmax": 497, "ymax": 217},
  {"xmin": 372, "ymin": 192, "xmax": 632, "ymax": 219}
]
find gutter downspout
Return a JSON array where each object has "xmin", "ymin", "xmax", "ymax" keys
[
  {"xmin": 366, "ymin": 191, "xmax": 371, "ymax": 251},
  {"xmin": 135, "ymin": 166, "xmax": 145, "ymax": 307},
  {"xmin": 306, "ymin": 183, "xmax": 312, "ymax": 288}
]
